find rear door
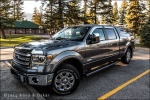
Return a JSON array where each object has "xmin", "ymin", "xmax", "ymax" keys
[{"xmin": 104, "ymin": 27, "xmax": 120, "ymax": 59}]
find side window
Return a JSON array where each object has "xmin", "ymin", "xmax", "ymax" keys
[
  {"xmin": 105, "ymin": 28, "xmax": 117, "ymax": 40},
  {"xmin": 92, "ymin": 28, "xmax": 105, "ymax": 40}
]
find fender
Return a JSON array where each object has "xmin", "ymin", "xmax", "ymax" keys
[
  {"xmin": 47, "ymin": 51, "xmax": 84, "ymax": 73},
  {"xmin": 124, "ymin": 42, "xmax": 131, "ymax": 53},
  {"xmin": 124, "ymin": 42, "xmax": 133, "ymax": 56}
]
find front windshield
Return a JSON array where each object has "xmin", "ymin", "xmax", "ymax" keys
[{"xmin": 52, "ymin": 26, "xmax": 91, "ymax": 41}]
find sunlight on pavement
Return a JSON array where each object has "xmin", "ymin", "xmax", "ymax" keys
[{"xmin": 0, "ymin": 48, "xmax": 14, "ymax": 61}]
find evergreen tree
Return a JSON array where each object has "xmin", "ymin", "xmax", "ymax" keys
[
  {"xmin": 140, "ymin": 17, "xmax": 150, "ymax": 47},
  {"xmin": 32, "ymin": 7, "xmax": 43, "ymax": 26},
  {"xmin": 119, "ymin": 0, "xmax": 128, "ymax": 25},
  {"xmin": 148, "ymin": 0, "xmax": 150, "ymax": 17},
  {"xmin": 81, "ymin": 0, "xmax": 88, "ymax": 24},
  {"xmin": 0, "ymin": 0, "xmax": 14, "ymax": 39},
  {"xmin": 87, "ymin": 0, "xmax": 105, "ymax": 24},
  {"xmin": 143, "ymin": 0, "xmax": 150, "ymax": 17},
  {"xmin": 101, "ymin": 15, "xmax": 106, "ymax": 24},
  {"xmin": 125, "ymin": 0, "xmax": 146, "ymax": 35},
  {"xmin": 54, "ymin": 0, "xmax": 64, "ymax": 29},
  {"xmin": 32, "ymin": 7, "xmax": 38, "ymax": 24},
  {"xmin": 43, "ymin": 0, "xmax": 57, "ymax": 33},
  {"xmin": 87, "ymin": 7, "xmax": 96, "ymax": 24},
  {"xmin": 105, "ymin": 0, "xmax": 113, "ymax": 24},
  {"xmin": 100, "ymin": 0, "xmax": 113, "ymax": 24},
  {"xmin": 138, "ymin": 1, "xmax": 147, "ymax": 30},
  {"xmin": 65, "ymin": 0, "xmax": 81, "ymax": 26},
  {"xmin": 112, "ymin": 1, "xmax": 119, "ymax": 25},
  {"xmin": 11, "ymin": 0, "xmax": 25, "ymax": 20}
]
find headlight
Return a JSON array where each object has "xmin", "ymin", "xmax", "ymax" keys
[
  {"xmin": 32, "ymin": 55, "xmax": 53, "ymax": 64},
  {"xmin": 32, "ymin": 55, "xmax": 45, "ymax": 63}
]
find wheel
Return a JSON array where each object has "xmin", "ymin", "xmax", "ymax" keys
[
  {"xmin": 52, "ymin": 64, "xmax": 80, "ymax": 95},
  {"xmin": 121, "ymin": 48, "xmax": 132, "ymax": 64}
]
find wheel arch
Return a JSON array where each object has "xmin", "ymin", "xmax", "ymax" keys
[
  {"xmin": 49, "ymin": 51, "xmax": 84, "ymax": 79},
  {"xmin": 125, "ymin": 45, "xmax": 133, "ymax": 58},
  {"xmin": 57, "ymin": 58, "xmax": 83, "ymax": 78}
]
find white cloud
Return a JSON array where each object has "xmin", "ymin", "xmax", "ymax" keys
[{"xmin": 23, "ymin": 1, "xmax": 42, "ymax": 14}]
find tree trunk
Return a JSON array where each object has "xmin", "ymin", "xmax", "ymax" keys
[
  {"xmin": 58, "ymin": 0, "xmax": 63, "ymax": 28},
  {"xmin": 94, "ymin": 0, "xmax": 96, "ymax": 24},
  {"xmin": 0, "ymin": 26, "xmax": 6, "ymax": 39}
]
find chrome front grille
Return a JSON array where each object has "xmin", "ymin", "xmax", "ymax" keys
[{"xmin": 13, "ymin": 48, "xmax": 32, "ymax": 69}]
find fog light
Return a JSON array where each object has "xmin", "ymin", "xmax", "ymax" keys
[{"xmin": 32, "ymin": 77, "xmax": 38, "ymax": 83}]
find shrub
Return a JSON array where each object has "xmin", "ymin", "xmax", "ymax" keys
[{"xmin": 140, "ymin": 18, "xmax": 150, "ymax": 47}]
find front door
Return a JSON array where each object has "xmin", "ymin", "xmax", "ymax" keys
[{"xmin": 85, "ymin": 27, "xmax": 109, "ymax": 72}]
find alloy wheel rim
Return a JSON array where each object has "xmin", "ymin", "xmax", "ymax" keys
[
  {"xmin": 126, "ymin": 50, "xmax": 131, "ymax": 62},
  {"xmin": 54, "ymin": 71, "xmax": 75, "ymax": 91}
]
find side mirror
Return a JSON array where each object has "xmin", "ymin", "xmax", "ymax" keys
[{"xmin": 91, "ymin": 33, "xmax": 100, "ymax": 43}]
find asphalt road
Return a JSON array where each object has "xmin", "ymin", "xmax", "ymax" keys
[
  {"xmin": 0, "ymin": 47, "xmax": 150, "ymax": 100},
  {"xmin": 34, "ymin": 48, "xmax": 150, "ymax": 99},
  {"xmin": 0, "ymin": 62, "xmax": 36, "ymax": 100}
]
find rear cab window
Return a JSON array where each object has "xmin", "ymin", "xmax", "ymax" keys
[
  {"xmin": 115, "ymin": 27, "xmax": 130, "ymax": 37},
  {"xmin": 105, "ymin": 28, "xmax": 117, "ymax": 40}
]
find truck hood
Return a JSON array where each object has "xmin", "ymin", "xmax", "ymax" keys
[{"xmin": 17, "ymin": 39, "xmax": 79, "ymax": 50}]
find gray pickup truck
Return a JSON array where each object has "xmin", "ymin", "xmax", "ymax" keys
[{"xmin": 11, "ymin": 25, "xmax": 135, "ymax": 95}]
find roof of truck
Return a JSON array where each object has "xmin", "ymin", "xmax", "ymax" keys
[{"xmin": 68, "ymin": 24, "xmax": 114, "ymax": 27}]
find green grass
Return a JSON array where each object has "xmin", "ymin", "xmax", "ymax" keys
[{"xmin": 0, "ymin": 34, "xmax": 47, "ymax": 47}]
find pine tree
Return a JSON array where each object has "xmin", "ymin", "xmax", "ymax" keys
[
  {"xmin": 87, "ymin": 8, "xmax": 96, "ymax": 24},
  {"xmin": 143, "ymin": 0, "xmax": 150, "ymax": 17},
  {"xmin": 32, "ymin": 7, "xmax": 43, "ymax": 26},
  {"xmin": 32, "ymin": 7, "xmax": 38, "ymax": 24},
  {"xmin": 87, "ymin": 0, "xmax": 105, "ymax": 24},
  {"xmin": 44, "ymin": 0, "xmax": 71, "ymax": 32},
  {"xmin": 105, "ymin": 0, "xmax": 113, "ymax": 24},
  {"xmin": 140, "ymin": 17, "xmax": 150, "ymax": 47},
  {"xmin": 125, "ymin": 0, "xmax": 146, "ymax": 35},
  {"xmin": 100, "ymin": 0, "xmax": 113, "ymax": 24},
  {"xmin": 81, "ymin": 0, "xmax": 88, "ymax": 24},
  {"xmin": 101, "ymin": 15, "xmax": 106, "ymax": 24},
  {"xmin": 138, "ymin": 1, "xmax": 147, "ymax": 30},
  {"xmin": 148, "ymin": 0, "xmax": 150, "ymax": 17},
  {"xmin": 112, "ymin": 1, "xmax": 119, "ymax": 25},
  {"xmin": 65, "ymin": 0, "xmax": 81, "ymax": 26},
  {"xmin": 0, "ymin": 0, "xmax": 14, "ymax": 39},
  {"xmin": 119, "ymin": 0, "xmax": 128, "ymax": 25},
  {"xmin": 11, "ymin": 0, "xmax": 25, "ymax": 20},
  {"xmin": 54, "ymin": 0, "xmax": 64, "ymax": 29},
  {"xmin": 43, "ymin": 0, "xmax": 56, "ymax": 33}
]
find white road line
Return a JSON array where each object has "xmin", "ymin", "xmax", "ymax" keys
[{"xmin": 4, "ymin": 61, "xmax": 46, "ymax": 100}]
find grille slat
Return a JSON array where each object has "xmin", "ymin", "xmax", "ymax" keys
[
  {"xmin": 15, "ymin": 51, "xmax": 31, "ymax": 57},
  {"xmin": 13, "ymin": 48, "xmax": 32, "ymax": 69},
  {"xmin": 13, "ymin": 58, "xmax": 29, "ymax": 66},
  {"xmin": 14, "ymin": 54, "xmax": 30, "ymax": 62}
]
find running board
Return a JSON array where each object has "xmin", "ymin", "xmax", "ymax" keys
[{"xmin": 86, "ymin": 61, "xmax": 118, "ymax": 76}]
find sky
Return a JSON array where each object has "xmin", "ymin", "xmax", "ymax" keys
[{"xmin": 23, "ymin": 0, "xmax": 123, "ymax": 21}]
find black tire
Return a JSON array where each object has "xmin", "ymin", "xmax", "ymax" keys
[
  {"xmin": 121, "ymin": 48, "xmax": 132, "ymax": 64},
  {"xmin": 52, "ymin": 64, "xmax": 80, "ymax": 95}
]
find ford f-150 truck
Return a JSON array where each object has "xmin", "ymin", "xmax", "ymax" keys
[{"xmin": 11, "ymin": 25, "xmax": 135, "ymax": 95}]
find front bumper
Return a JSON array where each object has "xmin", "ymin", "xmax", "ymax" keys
[{"xmin": 10, "ymin": 68, "xmax": 54, "ymax": 86}]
